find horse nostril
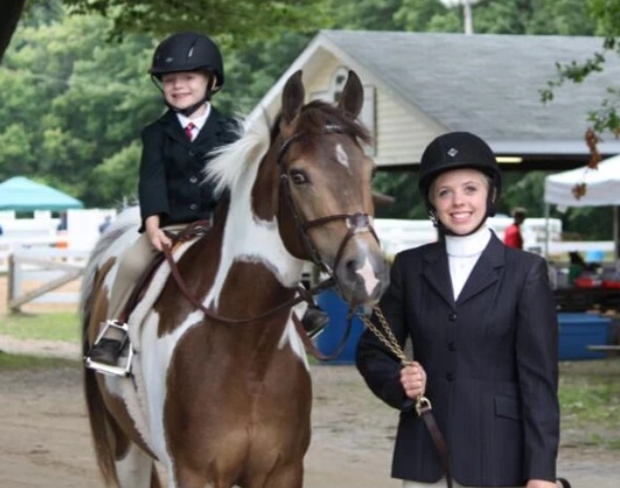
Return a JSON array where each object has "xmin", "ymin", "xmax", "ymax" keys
[{"xmin": 344, "ymin": 258, "xmax": 357, "ymax": 276}]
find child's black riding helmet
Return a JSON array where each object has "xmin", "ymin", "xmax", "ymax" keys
[{"xmin": 149, "ymin": 32, "xmax": 224, "ymax": 93}]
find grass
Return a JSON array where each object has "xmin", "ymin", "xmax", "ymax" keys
[
  {"xmin": 0, "ymin": 311, "xmax": 81, "ymax": 343},
  {"xmin": 559, "ymin": 359, "xmax": 620, "ymax": 450},
  {"xmin": 0, "ymin": 350, "xmax": 79, "ymax": 370}
]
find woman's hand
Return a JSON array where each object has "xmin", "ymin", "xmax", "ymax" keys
[
  {"xmin": 145, "ymin": 215, "xmax": 171, "ymax": 251},
  {"xmin": 526, "ymin": 480, "xmax": 560, "ymax": 488},
  {"xmin": 400, "ymin": 361, "xmax": 426, "ymax": 400}
]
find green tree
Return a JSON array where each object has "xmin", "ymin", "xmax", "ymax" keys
[
  {"xmin": 540, "ymin": 0, "xmax": 620, "ymax": 137},
  {"xmin": 0, "ymin": 13, "xmax": 161, "ymax": 205}
]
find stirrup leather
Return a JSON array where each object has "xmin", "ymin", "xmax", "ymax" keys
[{"xmin": 84, "ymin": 320, "xmax": 134, "ymax": 377}]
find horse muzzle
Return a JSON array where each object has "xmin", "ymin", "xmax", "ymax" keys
[{"xmin": 334, "ymin": 243, "xmax": 389, "ymax": 308}]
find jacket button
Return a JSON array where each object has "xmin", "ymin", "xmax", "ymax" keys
[
  {"xmin": 449, "ymin": 313, "xmax": 457, "ymax": 321},
  {"xmin": 190, "ymin": 176, "xmax": 198, "ymax": 184},
  {"xmin": 190, "ymin": 204, "xmax": 198, "ymax": 211},
  {"xmin": 446, "ymin": 373, "xmax": 454, "ymax": 381},
  {"xmin": 448, "ymin": 341, "xmax": 456, "ymax": 352}
]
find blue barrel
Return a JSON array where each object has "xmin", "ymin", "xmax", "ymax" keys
[
  {"xmin": 558, "ymin": 312, "xmax": 610, "ymax": 360},
  {"xmin": 315, "ymin": 289, "xmax": 365, "ymax": 364}
]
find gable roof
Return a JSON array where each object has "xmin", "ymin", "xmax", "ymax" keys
[{"xmin": 250, "ymin": 30, "xmax": 620, "ymax": 159}]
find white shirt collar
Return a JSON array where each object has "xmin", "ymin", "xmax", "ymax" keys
[
  {"xmin": 445, "ymin": 225, "xmax": 492, "ymax": 258},
  {"xmin": 176, "ymin": 103, "xmax": 212, "ymax": 132}
]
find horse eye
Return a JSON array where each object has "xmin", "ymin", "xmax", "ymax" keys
[{"xmin": 290, "ymin": 170, "xmax": 308, "ymax": 185}]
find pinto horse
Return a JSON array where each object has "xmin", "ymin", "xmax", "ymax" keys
[{"xmin": 81, "ymin": 69, "xmax": 389, "ymax": 488}]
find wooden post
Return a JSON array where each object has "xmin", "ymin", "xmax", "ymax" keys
[
  {"xmin": 614, "ymin": 206, "xmax": 620, "ymax": 267},
  {"xmin": 7, "ymin": 253, "xmax": 21, "ymax": 314}
]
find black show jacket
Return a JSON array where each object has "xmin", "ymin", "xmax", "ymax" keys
[
  {"xmin": 138, "ymin": 108, "xmax": 238, "ymax": 231},
  {"xmin": 356, "ymin": 234, "xmax": 559, "ymax": 487}
]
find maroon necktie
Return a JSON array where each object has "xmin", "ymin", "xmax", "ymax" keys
[{"xmin": 184, "ymin": 122, "xmax": 195, "ymax": 141}]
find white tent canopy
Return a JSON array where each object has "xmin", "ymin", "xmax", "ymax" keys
[
  {"xmin": 544, "ymin": 153, "xmax": 620, "ymax": 260},
  {"xmin": 544, "ymin": 154, "xmax": 620, "ymax": 207}
]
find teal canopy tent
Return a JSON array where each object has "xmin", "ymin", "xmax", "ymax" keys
[{"xmin": 0, "ymin": 176, "xmax": 84, "ymax": 211}]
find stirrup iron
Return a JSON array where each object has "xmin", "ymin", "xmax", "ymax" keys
[{"xmin": 84, "ymin": 320, "xmax": 134, "ymax": 377}]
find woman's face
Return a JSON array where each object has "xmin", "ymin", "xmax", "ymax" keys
[
  {"xmin": 429, "ymin": 168, "xmax": 490, "ymax": 235},
  {"xmin": 161, "ymin": 71, "xmax": 211, "ymax": 111}
]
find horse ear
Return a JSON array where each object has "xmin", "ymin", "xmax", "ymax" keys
[
  {"xmin": 281, "ymin": 70, "xmax": 305, "ymax": 126},
  {"xmin": 338, "ymin": 70, "xmax": 364, "ymax": 119}
]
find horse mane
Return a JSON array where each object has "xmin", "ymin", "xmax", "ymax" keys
[
  {"xmin": 204, "ymin": 116, "xmax": 271, "ymax": 196},
  {"xmin": 205, "ymin": 101, "xmax": 372, "ymax": 195}
]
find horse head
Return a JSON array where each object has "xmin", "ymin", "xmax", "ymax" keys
[{"xmin": 255, "ymin": 70, "xmax": 390, "ymax": 308}]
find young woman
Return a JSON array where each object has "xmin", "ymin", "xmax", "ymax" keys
[{"xmin": 356, "ymin": 132, "xmax": 561, "ymax": 488}]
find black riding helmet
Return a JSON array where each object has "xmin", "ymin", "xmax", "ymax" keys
[
  {"xmin": 150, "ymin": 32, "xmax": 224, "ymax": 115},
  {"xmin": 418, "ymin": 131, "xmax": 501, "ymax": 234}
]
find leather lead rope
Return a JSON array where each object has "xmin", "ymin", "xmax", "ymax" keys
[{"xmin": 361, "ymin": 308, "xmax": 453, "ymax": 488}]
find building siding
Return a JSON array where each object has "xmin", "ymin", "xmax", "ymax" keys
[{"xmin": 375, "ymin": 91, "xmax": 444, "ymax": 167}]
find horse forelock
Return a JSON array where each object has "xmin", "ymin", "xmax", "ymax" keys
[
  {"xmin": 293, "ymin": 100, "xmax": 372, "ymax": 146},
  {"xmin": 203, "ymin": 116, "xmax": 271, "ymax": 197}
]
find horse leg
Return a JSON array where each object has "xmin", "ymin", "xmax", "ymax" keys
[
  {"xmin": 116, "ymin": 442, "xmax": 162, "ymax": 488},
  {"xmin": 250, "ymin": 462, "xmax": 303, "ymax": 488}
]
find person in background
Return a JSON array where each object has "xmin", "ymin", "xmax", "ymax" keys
[
  {"xmin": 56, "ymin": 212, "xmax": 68, "ymax": 232},
  {"xmin": 504, "ymin": 207, "xmax": 527, "ymax": 249},
  {"xmin": 356, "ymin": 132, "xmax": 563, "ymax": 488},
  {"xmin": 98, "ymin": 215, "xmax": 112, "ymax": 234}
]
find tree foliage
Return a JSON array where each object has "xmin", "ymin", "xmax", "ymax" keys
[
  {"xmin": 540, "ymin": 0, "xmax": 620, "ymax": 138},
  {"xmin": 61, "ymin": 0, "xmax": 327, "ymax": 45},
  {"xmin": 0, "ymin": 0, "xmax": 616, "ymax": 239}
]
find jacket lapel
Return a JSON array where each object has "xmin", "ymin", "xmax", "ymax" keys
[
  {"xmin": 456, "ymin": 233, "xmax": 505, "ymax": 305},
  {"xmin": 162, "ymin": 110, "xmax": 191, "ymax": 147},
  {"xmin": 193, "ymin": 107, "xmax": 223, "ymax": 147},
  {"xmin": 422, "ymin": 244, "xmax": 455, "ymax": 308}
]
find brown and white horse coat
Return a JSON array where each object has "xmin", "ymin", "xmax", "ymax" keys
[{"xmin": 81, "ymin": 70, "xmax": 388, "ymax": 488}]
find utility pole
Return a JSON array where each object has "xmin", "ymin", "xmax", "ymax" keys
[{"xmin": 440, "ymin": 0, "xmax": 480, "ymax": 35}]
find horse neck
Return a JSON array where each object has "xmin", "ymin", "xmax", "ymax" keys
[{"xmin": 214, "ymin": 152, "xmax": 304, "ymax": 293}]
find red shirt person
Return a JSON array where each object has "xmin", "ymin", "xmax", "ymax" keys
[{"xmin": 504, "ymin": 207, "xmax": 526, "ymax": 249}]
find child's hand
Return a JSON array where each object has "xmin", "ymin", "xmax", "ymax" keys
[
  {"xmin": 147, "ymin": 228, "xmax": 172, "ymax": 251},
  {"xmin": 144, "ymin": 215, "xmax": 171, "ymax": 251}
]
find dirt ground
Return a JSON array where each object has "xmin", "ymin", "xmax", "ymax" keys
[
  {"xmin": 0, "ymin": 274, "xmax": 619, "ymax": 487},
  {"xmin": 0, "ymin": 341, "xmax": 619, "ymax": 488}
]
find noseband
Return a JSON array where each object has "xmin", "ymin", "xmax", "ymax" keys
[{"xmin": 277, "ymin": 125, "xmax": 380, "ymax": 275}]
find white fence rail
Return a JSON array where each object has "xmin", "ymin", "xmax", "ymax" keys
[{"xmin": 7, "ymin": 248, "xmax": 90, "ymax": 313}]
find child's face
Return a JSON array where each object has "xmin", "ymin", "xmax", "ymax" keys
[{"xmin": 161, "ymin": 71, "xmax": 211, "ymax": 110}]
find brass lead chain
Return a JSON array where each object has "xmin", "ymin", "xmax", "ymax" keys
[{"xmin": 360, "ymin": 306, "xmax": 433, "ymax": 416}]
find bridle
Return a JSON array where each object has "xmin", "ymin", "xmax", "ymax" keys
[
  {"xmin": 162, "ymin": 123, "xmax": 379, "ymax": 328},
  {"xmin": 276, "ymin": 125, "xmax": 380, "ymax": 277}
]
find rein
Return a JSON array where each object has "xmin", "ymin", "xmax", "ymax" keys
[{"xmin": 153, "ymin": 125, "xmax": 377, "ymax": 363}]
